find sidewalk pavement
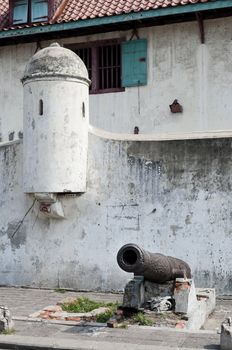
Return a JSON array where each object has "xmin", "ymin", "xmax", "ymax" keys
[{"xmin": 0, "ymin": 287, "xmax": 230, "ymax": 350}]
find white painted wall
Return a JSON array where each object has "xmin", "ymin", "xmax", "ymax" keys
[
  {"xmin": 23, "ymin": 79, "xmax": 89, "ymax": 193},
  {"xmin": 1, "ymin": 16, "xmax": 232, "ymax": 294},
  {"xmin": 0, "ymin": 17, "xmax": 232, "ymax": 141},
  {"xmin": 1, "ymin": 136, "xmax": 232, "ymax": 294},
  {"xmin": 0, "ymin": 44, "xmax": 34, "ymax": 142}
]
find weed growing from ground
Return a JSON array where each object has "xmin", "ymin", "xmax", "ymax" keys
[
  {"xmin": 96, "ymin": 303, "xmax": 118, "ymax": 323},
  {"xmin": 54, "ymin": 288, "xmax": 66, "ymax": 294},
  {"xmin": 118, "ymin": 322, "xmax": 128, "ymax": 329},
  {"xmin": 96, "ymin": 310, "xmax": 114, "ymax": 323},
  {"xmin": 0, "ymin": 328, "xmax": 15, "ymax": 335},
  {"xmin": 61, "ymin": 297, "xmax": 117, "ymax": 317},
  {"xmin": 133, "ymin": 312, "xmax": 153, "ymax": 326}
]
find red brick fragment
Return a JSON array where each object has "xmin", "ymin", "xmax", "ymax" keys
[
  {"xmin": 65, "ymin": 316, "xmax": 81, "ymax": 321},
  {"xmin": 175, "ymin": 321, "xmax": 186, "ymax": 329}
]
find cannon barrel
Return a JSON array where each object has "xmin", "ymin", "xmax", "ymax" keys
[{"xmin": 117, "ymin": 244, "xmax": 191, "ymax": 283}]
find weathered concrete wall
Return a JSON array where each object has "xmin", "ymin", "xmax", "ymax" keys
[
  {"xmin": 1, "ymin": 16, "xmax": 232, "ymax": 140},
  {"xmin": 1, "ymin": 136, "xmax": 232, "ymax": 294},
  {"xmin": 0, "ymin": 44, "xmax": 34, "ymax": 142},
  {"xmin": 1, "ymin": 15, "xmax": 232, "ymax": 294}
]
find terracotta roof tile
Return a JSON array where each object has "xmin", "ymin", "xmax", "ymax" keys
[{"xmin": 0, "ymin": 0, "xmax": 212, "ymax": 31}]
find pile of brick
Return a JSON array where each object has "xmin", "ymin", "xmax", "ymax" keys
[{"xmin": 29, "ymin": 304, "xmax": 110, "ymax": 322}]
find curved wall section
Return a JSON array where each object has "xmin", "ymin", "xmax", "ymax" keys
[{"xmin": 23, "ymin": 80, "xmax": 89, "ymax": 193}]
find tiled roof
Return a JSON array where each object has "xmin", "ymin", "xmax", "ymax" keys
[
  {"xmin": 0, "ymin": 0, "xmax": 211, "ymax": 30},
  {"xmin": 0, "ymin": 0, "xmax": 9, "ymax": 28},
  {"xmin": 58, "ymin": 0, "xmax": 210, "ymax": 23}
]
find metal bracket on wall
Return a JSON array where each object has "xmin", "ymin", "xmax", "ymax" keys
[
  {"xmin": 129, "ymin": 28, "xmax": 140, "ymax": 41},
  {"xmin": 34, "ymin": 193, "xmax": 65, "ymax": 219},
  {"xmin": 39, "ymin": 201, "xmax": 65, "ymax": 219},
  {"xmin": 196, "ymin": 12, "xmax": 205, "ymax": 44}
]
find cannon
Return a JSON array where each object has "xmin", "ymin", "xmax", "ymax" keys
[
  {"xmin": 116, "ymin": 244, "xmax": 215, "ymax": 328},
  {"xmin": 117, "ymin": 243, "xmax": 191, "ymax": 283}
]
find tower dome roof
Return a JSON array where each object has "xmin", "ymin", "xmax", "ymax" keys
[{"xmin": 22, "ymin": 43, "xmax": 90, "ymax": 85}]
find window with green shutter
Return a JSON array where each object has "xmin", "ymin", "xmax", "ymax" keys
[
  {"xmin": 67, "ymin": 38, "xmax": 148, "ymax": 93},
  {"xmin": 67, "ymin": 39, "xmax": 124, "ymax": 94},
  {"xmin": 121, "ymin": 39, "xmax": 147, "ymax": 87}
]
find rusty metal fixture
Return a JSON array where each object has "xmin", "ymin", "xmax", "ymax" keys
[
  {"xmin": 39, "ymin": 203, "xmax": 51, "ymax": 214},
  {"xmin": 134, "ymin": 126, "xmax": 139, "ymax": 134},
  {"xmin": 169, "ymin": 99, "xmax": 183, "ymax": 113},
  {"xmin": 117, "ymin": 244, "xmax": 191, "ymax": 283}
]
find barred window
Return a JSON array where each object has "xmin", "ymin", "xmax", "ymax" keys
[{"xmin": 69, "ymin": 40, "xmax": 124, "ymax": 94}]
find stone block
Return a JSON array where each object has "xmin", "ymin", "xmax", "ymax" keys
[
  {"xmin": 196, "ymin": 288, "xmax": 216, "ymax": 317},
  {"xmin": 122, "ymin": 276, "xmax": 144, "ymax": 309},
  {"xmin": 89, "ymin": 307, "xmax": 111, "ymax": 317},
  {"xmin": 0, "ymin": 306, "xmax": 14, "ymax": 331},
  {"xmin": 174, "ymin": 279, "xmax": 215, "ymax": 330},
  {"xmin": 43, "ymin": 305, "xmax": 62, "ymax": 312},
  {"xmin": 186, "ymin": 288, "xmax": 215, "ymax": 330},
  {"xmin": 174, "ymin": 278, "xmax": 197, "ymax": 315},
  {"xmin": 221, "ymin": 318, "xmax": 232, "ymax": 350},
  {"xmin": 123, "ymin": 277, "xmax": 175, "ymax": 309},
  {"xmin": 107, "ymin": 316, "xmax": 118, "ymax": 328},
  {"xmin": 144, "ymin": 280, "xmax": 174, "ymax": 301}
]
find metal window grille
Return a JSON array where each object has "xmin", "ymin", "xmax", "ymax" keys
[
  {"xmin": 75, "ymin": 47, "xmax": 92, "ymax": 84},
  {"xmin": 73, "ymin": 42, "xmax": 122, "ymax": 93},
  {"xmin": 98, "ymin": 44, "xmax": 121, "ymax": 90}
]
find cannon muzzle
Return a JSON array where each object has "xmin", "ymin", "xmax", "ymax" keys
[{"xmin": 117, "ymin": 243, "xmax": 191, "ymax": 283}]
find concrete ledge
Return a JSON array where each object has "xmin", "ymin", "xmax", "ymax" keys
[
  {"xmin": 89, "ymin": 125, "xmax": 232, "ymax": 142},
  {"xmin": 0, "ymin": 140, "xmax": 21, "ymax": 148},
  {"xmin": 13, "ymin": 317, "xmax": 218, "ymax": 334},
  {"xmin": 0, "ymin": 332, "xmax": 219, "ymax": 350},
  {"xmin": 13, "ymin": 316, "xmax": 107, "ymax": 327}
]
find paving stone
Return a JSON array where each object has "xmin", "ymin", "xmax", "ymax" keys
[
  {"xmin": 0, "ymin": 287, "xmax": 227, "ymax": 349},
  {"xmin": 0, "ymin": 287, "xmax": 122, "ymax": 318}
]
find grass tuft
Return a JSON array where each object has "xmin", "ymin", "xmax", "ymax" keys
[
  {"xmin": 96, "ymin": 310, "xmax": 114, "ymax": 323},
  {"xmin": 118, "ymin": 322, "xmax": 128, "ymax": 329},
  {"xmin": 54, "ymin": 288, "xmax": 66, "ymax": 294},
  {"xmin": 61, "ymin": 297, "xmax": 117, "ymax": 316},
  {"xmin": 0, "ymin": 328, "xmax": 16, "ymax": 335},
  {"xmin": 96, "ymin": 303, "xmax": 118, "ymax": 323},
  {"xmin": 133, "ymin": 312, "xmax": 153, "ymax": 326}
]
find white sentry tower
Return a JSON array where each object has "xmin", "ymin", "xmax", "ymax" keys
[{"xmin": 22, "ymin": 43, "xmax": 90, "ymax": 194}]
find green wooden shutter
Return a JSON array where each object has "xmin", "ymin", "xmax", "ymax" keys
[
  {"xmin": 31, "ymin": 0, "xmax": 48, "ymax": 22},
  {"xmin": 121, "ymin": 39, "xmax": 147, "ymax": 87},
  {"xmin": 13, "ymin": 0, "xmax": 28, "ymax": 24}
]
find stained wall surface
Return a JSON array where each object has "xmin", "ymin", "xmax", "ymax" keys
[
  {"xmin": 1, "ymin": 15, "xmax": 232, "ymax": 294},
  {"xmin": 1, "ymin": 136, "xmax": 232, "ymax": 294},
  {"xmin": 1, "ymin": 16, "xmax": 232, "ymax": 140}
]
